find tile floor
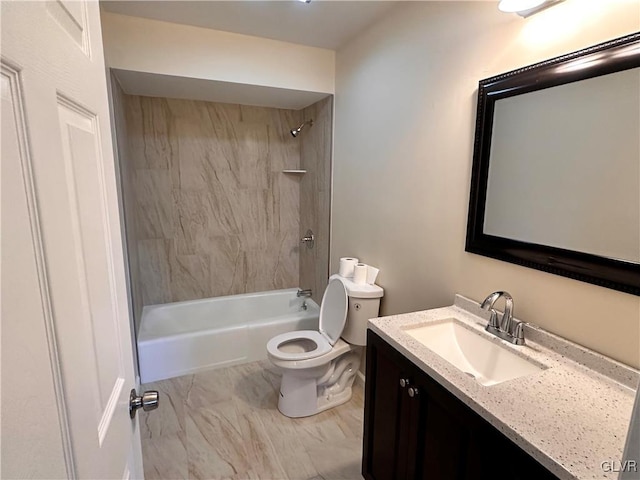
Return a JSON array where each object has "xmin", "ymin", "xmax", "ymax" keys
[{"xmin": 139, "ymin": 361, "xmax": 365, "ymax": 480}]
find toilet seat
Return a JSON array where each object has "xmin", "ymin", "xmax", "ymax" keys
[
  {"xmin": 267, "ymin": 278, "xmax": 348, "ymax": 362},
  {"xmin": 267, "ymin": 330, "xmax": 332, "ymax": 361}
]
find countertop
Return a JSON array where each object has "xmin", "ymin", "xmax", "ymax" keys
[{"xmin": 368, "ymin": 295, "xmax": 639, "ymax": 480}]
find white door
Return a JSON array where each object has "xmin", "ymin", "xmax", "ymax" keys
[{"xmin": 1, "ymin": 1, "xmax": 143, "ymax": 478}]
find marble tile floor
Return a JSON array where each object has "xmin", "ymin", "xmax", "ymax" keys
[{"xmin": 139, "ymin": 361, "xmax": 365, "ymax": 480}]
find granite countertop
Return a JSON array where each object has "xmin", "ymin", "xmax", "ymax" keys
[{"xmin": 368, "ymin": 295, "xmax": 639, "ymax": 480}]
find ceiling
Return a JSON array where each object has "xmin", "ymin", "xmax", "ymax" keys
[
  {"xmin": 113, "ymin": 69, "xmax": 330, "ymax": 109},
  {"xmin": 100, "ymin": 1, "xmax": 399, "ymax": 50}
]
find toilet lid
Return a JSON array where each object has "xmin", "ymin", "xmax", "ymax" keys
[{"xmin": 319, "ymin": 278, "xmax": 348, "ymax": 346}]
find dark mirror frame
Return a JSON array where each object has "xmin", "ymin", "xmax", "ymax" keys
[{"xmin": 466, "ymin": 32, "xmax": 640, "ymax": 296}]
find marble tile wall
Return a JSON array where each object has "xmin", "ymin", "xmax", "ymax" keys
[
  {"xmin": 300, "ymin": 97, "xmax": 333, "ymax": 305},
  {"xmin": 111, "ymin": 77, "xmax": 144, "ymax": 333},
  {"xmin": 122, "ymin": 95, "xmax": 304, "ymax": 306}
]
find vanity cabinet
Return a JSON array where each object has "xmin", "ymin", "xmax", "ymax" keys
[{"xmin": 362, "ymin": 330, "xmax": 558, "ymax": 480}]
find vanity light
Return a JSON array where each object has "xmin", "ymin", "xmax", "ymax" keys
[
  {"xmin": 498, "ymin": 0, "xmax": 564, "ymax": 17},
  {"xmin": 298, "ymin": 0, "xmax": 312, "ymax": 3}
]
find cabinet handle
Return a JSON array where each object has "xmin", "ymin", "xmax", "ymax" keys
[
  {"xmin": 399, "ymin": 378, "xmax": 410, "ymax": 388},
  {"xmin": 408, "ymin": 387, "xmax": 419, "ymax": 398}
]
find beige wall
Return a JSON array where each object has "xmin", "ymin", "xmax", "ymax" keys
[
  {"xmin": 101, "ymin": 12, "xmax": 335, "ymax": 95},
  {"xmin": 333, "ymin": 0, "xmax": 640, "ymax": 368},
  {"xmin": 122, "ymin": 96, "xmax": 303, "ymax": 308},
  {"xmin": 300, "ymin": 96, "xmax": 333, "ymax": 305}
]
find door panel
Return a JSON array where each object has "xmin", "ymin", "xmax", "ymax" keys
[
  {"xmin": 1, "ymin": 58, "xmax": 72, "ymax": 480},
  {"xmin": 46, "ymin": 0, "xmax": 89, "ymax": 54},
  {"xmin": 57, "ymin": 97, "xmax": 124, "ymax": 421},
  {"xmin": 1, "ymin": 1, "xmax": 141, "ymax": 477}
]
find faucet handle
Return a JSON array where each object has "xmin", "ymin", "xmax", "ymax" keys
[
  {"xmin": 512, "ymin": 321, "xmax": 526, "ymax": 345},
  {"xmin": 487, "ymin": 309, "xmax": 500, "ymax": 328}
]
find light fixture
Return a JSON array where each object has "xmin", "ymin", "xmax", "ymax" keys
[
  {"xmin": 298, "ymin": 0, "xmax": 311, "ymax": 3},
  {"xmin": 498, "ymin": 0, "xmax": 564, "ymax": 18}
]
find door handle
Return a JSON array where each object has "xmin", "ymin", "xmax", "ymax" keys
[{"xmin": 129, "ymin": 388, "xmax": 159, "ymax": 419}]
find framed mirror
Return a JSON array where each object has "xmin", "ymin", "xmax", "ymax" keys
[{"xmin": 466, "ymin": 32, "xmax": 640, "ymax": 295}]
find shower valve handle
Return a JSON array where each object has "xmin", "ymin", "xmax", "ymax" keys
[{"xmin": 300, "ymin": 229, "xmax": 315, "ymax": 249}]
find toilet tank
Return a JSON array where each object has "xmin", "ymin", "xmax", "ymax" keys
[{"xmin": 329, "ymin": 274, "xmax": 384, "ymax": 346}]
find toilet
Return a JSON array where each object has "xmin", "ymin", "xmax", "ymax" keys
[{"xmin": 267, "ymin": 274, "xmax": 383, "ymax": 417}]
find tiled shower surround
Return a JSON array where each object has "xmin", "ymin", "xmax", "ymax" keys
[
  {"xmin": 112, "ymin": 83, "xmax": 332, "ymax": 330},
  {"xmin": 299, "ymin": 98, "xmax": 332, "ymax": 306}
]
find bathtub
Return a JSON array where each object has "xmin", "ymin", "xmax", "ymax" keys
[{"xmin": 137, "ymin": 288, "xmax": 319, "ymax": 383}]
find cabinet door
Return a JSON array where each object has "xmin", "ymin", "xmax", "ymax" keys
[
  {"xmin": 417, "ymin": 390, "xmax": 471, "ymax": 479},
  {"xmin": 398, "ymin": 370, "xmax": 422, "ymax": 479},
  {"xmin": 410, "ymin": 367, "xmax": 474, "ymax": 480},
  {"xmin": 363, "ymin": 331, "xmax": 558, "ymax": 480},
  {"xmin": 363, "ymin": 330, "xmax": 407, "ymax": 480},
  {"xmin": 470, "ymin": 426, "xmax": 559, "ymax": 480},
  {"xmin": 363, "ymin": 330, "xmax": 476, "ymax": 480},
  {"xmin": 413, "ymin": 363, "xmax": 558, "ymax": 480}
]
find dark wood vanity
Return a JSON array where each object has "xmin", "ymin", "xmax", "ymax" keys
[{"xmin": 362, "ymin": 330, "xmax": 559, "ymax": 480}]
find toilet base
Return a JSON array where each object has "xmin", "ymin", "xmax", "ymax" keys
[
  {"xmin": 276, "ymin": 350, "xmax": 360, "ymax": 418},
  {"xmin": 316, "ymin": 385, "xmax": 353, "ymax": 414},
  {"xmin": 277, "ymin": 374, "xmax": 322, "ymax": 418}
]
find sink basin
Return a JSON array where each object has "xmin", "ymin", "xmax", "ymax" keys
[{"xmin": 403, "ymin": 319, "xmax": 546, "ymax": 386}]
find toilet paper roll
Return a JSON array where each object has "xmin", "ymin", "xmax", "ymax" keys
[
  {"xmin": 353, "ymin": 263, "xmax": 368, "ymax": 285},
  {"xmin": 366, "ymin": 266, "xmax": 380, "ymax": 285},
  {"xmin": 338, "ymin": 257, "xmax": 359, "ymax": 278}
]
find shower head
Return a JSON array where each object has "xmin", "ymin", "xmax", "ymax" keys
[{"xmin": 290, "ymin": 119, "xmax": 313, "ymax": 137}]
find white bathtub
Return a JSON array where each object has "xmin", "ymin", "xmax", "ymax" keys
[{"xmin": 137, "ymin": 288, "xmax": 319, "ymax": 383}]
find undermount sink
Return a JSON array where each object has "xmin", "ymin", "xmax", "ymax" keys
[{"xmin": 403, "ymin": 319, "xmax": 546, "ymax": 386}]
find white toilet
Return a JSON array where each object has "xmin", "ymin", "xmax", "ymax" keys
[{"xmin": 267, "ymin": 274, "xmax": 383, "ymax": 417}]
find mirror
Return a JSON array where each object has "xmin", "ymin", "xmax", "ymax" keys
[{"xmin": 466, "ymin": 32, "xmax": 640, "ymax": 295}]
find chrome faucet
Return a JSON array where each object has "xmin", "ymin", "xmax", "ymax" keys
[
  {"xmin": 480, "ymin": 291, "xmax": 525, "ymax": 345},
  {"xmin": 297, "ymin": 289, "xmax": 312, "ymax": 298}
]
